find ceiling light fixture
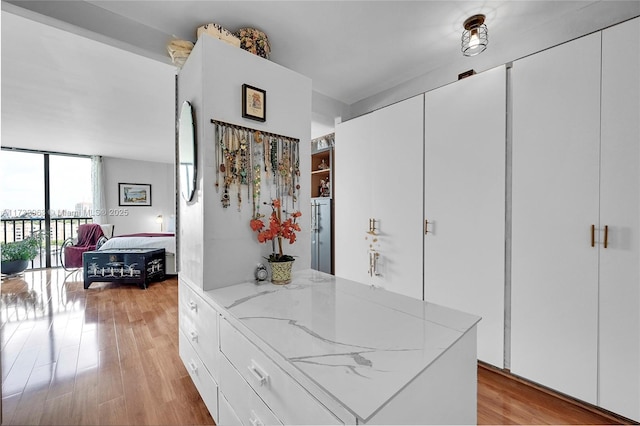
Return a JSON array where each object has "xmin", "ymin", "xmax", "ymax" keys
[{"xmin": 461, "ymin": 14, "xmax": 488, "ymax": 57}]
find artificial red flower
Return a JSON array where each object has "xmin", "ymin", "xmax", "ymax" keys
[
  {"xmin": 250, "ymin": 219, "xmax": 264, "ymax": 232},
  {"xmin": 249, "ymin": 198, "xmax": 302, "ymax": 260}
]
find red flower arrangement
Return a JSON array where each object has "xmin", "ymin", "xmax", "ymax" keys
[{"xmin": 250, "ymin": 199, "xmax": 301, "ymax": 262}]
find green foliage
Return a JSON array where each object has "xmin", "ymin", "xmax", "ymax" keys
[{"xmin": 1, "ymin": 232, "xmax": 43, "ymax": 262}]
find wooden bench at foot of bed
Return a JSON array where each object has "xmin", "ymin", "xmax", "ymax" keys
[{"xmin": 83, "ymin": 248, "xmax": 165, "ymax": 289}]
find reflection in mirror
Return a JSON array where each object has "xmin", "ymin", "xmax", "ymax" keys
[{"xmin": 179, "ymin": 101, "xmax": 197, "ymax": 202}]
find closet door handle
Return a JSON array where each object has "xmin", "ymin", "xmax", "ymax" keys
[
  {"xmin": 604, "ymin": 225, "xmax": 609, "ymax": 249},
  {"xmin": 591, "ymin": 225, "xmax": 595, "ymax": 247}
]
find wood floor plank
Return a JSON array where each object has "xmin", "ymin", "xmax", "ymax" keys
[
  {"xmin": 477, "ymin": 365, "xmax": 626, "ymax": 425},
  {"xmin": 97, "ymin": 345, "xmax": 124, "ymax": 404},
  {"xmin": 70, "ymin": 369, "xmax": 99, "ymax": 426},
  {"xmin": 2, "ymin": 345, "xmax": 39, "ymax": 397},
  {"xmin": 97, "ymin": 395, "xmax": 131, "ymax": 425},
  {"xmin": 120, "ymin": 354, "xmax": 163, "ymax": 425},
  {"xmin": 39, "ymin": 392, "xmax": 74, "ymax": 425},
  {"xmin": 9, "ymin": 388, "xmax": 48, "ymax": 425},
  {"xmin": 47, "ymin": 344, "xmax": 79, "ymax": 399},
  {"xmin": 141, "ymin": 346, "xmax": 178, "ymax": 404},
  {"xmin": 3, "ymin": 269, "xmax": 633, "ymax": 425}
]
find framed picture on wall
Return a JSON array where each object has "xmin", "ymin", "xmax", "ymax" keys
[
  {"xmin": 242, "ymin": 84, "xmax": 266, "ymax": 122},
  {"xmin": 119, "ymin": 183, "xmax": 152, "ymax": 206}
]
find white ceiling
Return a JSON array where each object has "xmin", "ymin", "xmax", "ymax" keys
[{"xmin": 2, "ymin": 1, "xmax": 639, "ymax": 164}]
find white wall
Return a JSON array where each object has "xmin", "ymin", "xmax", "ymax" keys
[
  {"xmin": 178, "ymin": 34, "xmax": 312, "ymax": 291},
  {"xmin": 311, "ymin": 91, "xmax": 348, "ymax": 139},
  {"xmin": 103, "ymin": 156, "xmax": 174, "ymax": 235}
]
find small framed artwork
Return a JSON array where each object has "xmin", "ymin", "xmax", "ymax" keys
[
  {"xmin": 119, "ymin": 183, "xmax": 152, "ymax": 206},
  {"xmin": 242, "ymin": 84, "xmax": 266, "ymax": 122}
]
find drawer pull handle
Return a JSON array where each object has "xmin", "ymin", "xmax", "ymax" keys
[
  {"xmin": 190, "ymin": 330, "xmax": 198, "ymax": 342},
  {"xmin": 188, "ymin": 361, "xmax": 198, "ymax": 374},
  {"xmin": 247, "ymin": 360, "xmax": 269, "ymax": 386},
  {"xmin": 189, "ymin": 300, "xmax": 197, "ymax": 311},
  {"xmin": 249, "ymin": 411, "xmax": 264, "ymax": 426}
]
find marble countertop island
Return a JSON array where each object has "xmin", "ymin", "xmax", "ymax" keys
[{"xmin": 205, "ymin": 269, "xmax": 481, "ymax": 423}]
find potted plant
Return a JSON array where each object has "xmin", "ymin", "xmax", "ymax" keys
[
  {"xmin": 1, "ymin": 232, "xmax": 43, "ymax": 276},
  {"xmin": 250, "ymin": 199, "xmax": 301, "ymax": 284}
]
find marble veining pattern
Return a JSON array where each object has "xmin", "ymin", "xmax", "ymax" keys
[{"xmin": 207, "ymin": 269, "xmax": 480, "ymax": 421}]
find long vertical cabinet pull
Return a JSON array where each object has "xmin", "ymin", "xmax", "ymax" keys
[
  {"xmin": 604, "ymin": 225, "xmax": 609, "ymax": 248},
  {"xmin": 368, "ymin": 218, "xmax": 381, "ymax": 277},
  {"xmin": 591, "ymin": 224, "xmax": 595, "ymax": 247},
  {"xmin": 369, "ymin": 251, "xmax": 380, "ymax": 277}
]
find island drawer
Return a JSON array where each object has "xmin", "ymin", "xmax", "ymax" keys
[
  {"xmin": 179, "ymin": 282, "xmax": 219, "ymax": 379},
  {"xmin": 218, "ymin": 391, "xmax": 242, "ymax": 426},
  {"xmin": 179, "ymin": 329, "xmax": 218, "ymax": 419},
  {"xmin": 220, "ymin": 353, "xmax": 282, "ymax": 426},
  {"xmin": 220, "ymin": 318, "xmax": 343, "ymax": 425}
]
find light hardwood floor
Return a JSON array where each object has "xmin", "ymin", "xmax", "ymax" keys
[{"xmin": 0, "ymin": 269, "xmax": 630, "ymax": 425}]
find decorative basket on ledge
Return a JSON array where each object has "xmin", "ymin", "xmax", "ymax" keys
[
  {"xmin": 235, "ymin": 27, "xmax": 271, "ymax": 59},
  {"xmin": 166, "ymin": 39, "xmax": 194, "ymax": 68},
  {"xmin": 197, "ymin": 23, "xmax": 240, "ymax": 48}
]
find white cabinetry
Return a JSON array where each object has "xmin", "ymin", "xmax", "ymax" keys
[
  {"xmin": 177, "ymin": 32, "xmax": 312, "ymax": 423},
  {"xmin": 178, "ymin": 280, "xmax": 220, "ymax": 418},
  {"xmin": 512, "ymin": 30, "xmax": 601, "ymax": 406},
  {"xmin": 219, "ymin": 319, "xmax": 342, "ymax": 425},
  {"xmin": 207, "ymin": 270, "xmax": 479, "ymax": 425},
  {"xmin": 598, "ymin": 17, "xmax": 639, "ymax": 421},
  {"xmin": 512, "ymin": 18, "xmax": 639, "ymax": 420},
  {"xmin": 335, "ymin": 95, "xmax": 424, "ymax": 300},
  {"xmin": 423, "ymin": 66, "xmax": 506, "ymax": 368}
]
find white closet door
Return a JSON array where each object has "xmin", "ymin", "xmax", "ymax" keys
[
  {"xmin": 599, "ymin": 17, "xmax": 640, "ymax": 421},
  {"xmin": 335, "ymin": 115, "xmax": 372, "ymax": 285},
  {"xmin": 335, "ymin": 95, "xmax": 424, "ymax": 300},
  {"xmin": 370, "ymin": 95, "xmax": 424, "ymax": 299},
  {"xmin": 424, "ymin": 66, "xmax": 506, "ymax": 367},
  {"xmin": 511, "ymin": 33, "xmax": 601, "ymax": 404}
]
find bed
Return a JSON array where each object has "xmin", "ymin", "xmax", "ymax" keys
[{"xmin": 98, "ymin": 233, "xmax": 177, "ymax": 275}]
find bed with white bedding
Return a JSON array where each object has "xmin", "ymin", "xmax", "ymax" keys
[{"xmin": 98, "ymin": 233, "xmax": 177, "ymax": 275}]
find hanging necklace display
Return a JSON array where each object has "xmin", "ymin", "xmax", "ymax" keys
[
  {"xmin": 292, "ymin": 141, "xmax": 300, "ymax": 204},
  {"xmin": 236, "ymin": 128, "xmax": 247, "ymax": 211},
  {"xmin": 221, "ymin": 127, "xmax": 237, "ymax": 208},
  {"xmin": 210, "ymin": 119, "xmax": 299, "ymax": 213},
  {"xmin": 252, "ymin": 131, "xmax": 263, "ymax": 220},
  {"xmin": 264, "ymin": 134, "xmax": 272, "ymax": 177},
  {"xmin": 270, "ymin": 136, "xmax": 278, "ymax": 185},
  {"xmin": 279, "ymin": 139, "xmax": 292, "ymax": 196}
]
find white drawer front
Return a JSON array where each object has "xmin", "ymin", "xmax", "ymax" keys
[
  {"xmin": 220, "ymin": 319, "xmax": 342, "ymax": 425},
  {"xmin": 179, "ymin": 283, "xmax": 219, "ymax": 380},
  {"xmin": 219, "ymin": 391, "xmax": 243, "ymax": 426},
  {"xmin": 220, "ymin": 355, "xmax": 282, "ymax": 426},
  {"xmin": 179, "ymin": 330, "xmax": 218, "ymax": 419}
]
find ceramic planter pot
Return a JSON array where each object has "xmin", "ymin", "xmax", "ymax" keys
[
  {"xmin": 1, "ymin": 260, "xmax": 29, "ymax": 276},
  {"xmin": 269, "ymin": 260, "xmax": 294, "ymax": 285}
]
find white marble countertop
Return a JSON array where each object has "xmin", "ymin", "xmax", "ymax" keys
[{"xmin": 205, "ymin": 269, "xmax": 480, "ymax": 422}]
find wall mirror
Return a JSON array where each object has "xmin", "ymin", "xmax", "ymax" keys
[{"xmin": 179, "ymin": 101, "xmax": 197, "ymax": 202}]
